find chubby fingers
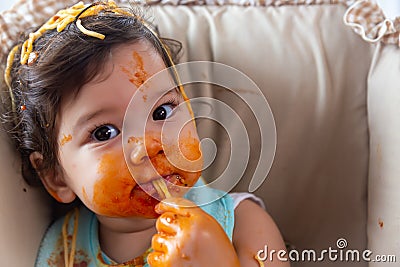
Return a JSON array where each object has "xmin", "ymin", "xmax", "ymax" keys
[
  {"xmin": 151, "ymin": 233, "xmax": 172, "ymax": 253},
  {"xmin": 147, "ymin": 251, "xmax": 167, "ymax": 267},
  {"xmin": 156, "ymin": 211, "xmax": 180, "ymax": 235},
  {"xmin": 150, "ymin": 234, "xmax": 179, "ymax": 267}
]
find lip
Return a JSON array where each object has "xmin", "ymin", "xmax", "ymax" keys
[{"xmin": 131, "ymin": 173, "xmax": 182, "ymax": 198}]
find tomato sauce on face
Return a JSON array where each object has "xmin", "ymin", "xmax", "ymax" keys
[
  {"xmin": 92, "ymin": 132, "xmax": 202, "ymax": 218},
  {"xmin": 120, "ymin": 51, "xmax": 148, "ymax": 88},
  {"xmin": 93, "ymin": 152, "xmax": 159, "ymax": 218},
  {"xmin": 60, "ymin": 134, "xmax": 72, "ymax": 146},
  {"xmin": 179, "ymin": 135, "xmax": 202, "ymax": 161},
  {"xmin": 48, "ymin": 189, "xmax": 63, "ymax": 203}
]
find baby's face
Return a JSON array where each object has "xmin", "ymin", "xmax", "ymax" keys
[{"xmin": 55, "ymin": 41, "xmax": 202, "ymax": 218}]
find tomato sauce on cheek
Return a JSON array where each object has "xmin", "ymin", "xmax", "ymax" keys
[
  {"xmin": 91, "ymin": 134, "xmax": 202, "ymax": 218},
  {"xmin": 178, "ymin": 136, "xmax": 203, "ymax": 185},
  {"xmin": 180, "ymin": 136, "xmax": 202, "ymax": 161},
  {"xmin": 92, "ymin": 152, "xmax": 159, "ymax": 218},
  {"xmin": 155, "ymin": 135, "xmax": 203, "ymax": 188}
]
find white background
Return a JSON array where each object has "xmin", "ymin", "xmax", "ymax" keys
[
  {"xmin": 377, "ymin": 0, "xmax": 400, "ymax": 19},
  {"xmin": 0, "ymin": 0, "xmax": 399, "ymax": 17},
  {"xmin": 0, "ymin": 0, "xmax": 14, "ymax": 11}
]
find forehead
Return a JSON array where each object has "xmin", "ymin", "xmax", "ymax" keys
[
  {"xmin": 111, "ymin": 40, "xmax": 163, "ymax": 71},
  {"xmin": 57, "ymin": 41, "xmax": 167, "ymax": 128},
  {"xmin": 67, "ymin": 41, "xmax": 165, "ymax": 98}
]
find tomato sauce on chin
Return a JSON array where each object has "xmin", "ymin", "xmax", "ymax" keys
[
  {"xmin": 92, "ymin": 152, "xmax": 160, "ymax": 218},
  {"xmin": 91, "ymin": 136, "xmax": 202, "ymax": 218}
]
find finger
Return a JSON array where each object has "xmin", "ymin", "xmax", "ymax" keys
[
  {"xmin": 155, "ymin": 197, "xmax": 198, "ymax": 215},
  {"xmin": 151, "ymin": 233, "xmax": 171, "ymax": 253},
  {"xmin": 147, "ymin": 251, "xmax": 167, "ymax": 267},
  {"xmin": 156, "ymin": 212, "xmax": 179, "ymax": 235}
]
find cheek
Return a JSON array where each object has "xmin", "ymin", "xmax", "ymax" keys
[
  {"xmin": 179, "ymin": 134, "xmax": 202, "ymax": 161},
  {"xmin": 178, "ymin": 127, "xmax": 203, "ymax": 170},
  {"xmin": 162, "ymin": 125, "xmax": 202, "ymax": 170},
  {"xmin": 182, "ymin": 127, "xmax": 203, "ymax": 175},
  {"xmin": 162, "ymin": 127, "xmax": 203, "ymax": 187},
  {"xmin": 88, "ymin": 151, "xmax": 159, "ymax": 218},
  {"xmin": 179, "ymin": 135, "xmax": 202, "ymax": 184}
]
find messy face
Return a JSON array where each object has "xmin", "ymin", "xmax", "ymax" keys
[{"xmin": 55, "ymin": 41, "xmax": 202, "ymax": 218}]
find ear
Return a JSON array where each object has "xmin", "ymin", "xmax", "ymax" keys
[{"xmin": 29, "ymin": 151, "xmax": 76, "ymax": 203}]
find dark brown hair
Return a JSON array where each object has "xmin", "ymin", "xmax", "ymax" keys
[{"xmin": 2, "ymin": 1, "xmax": 182, "ymax": 186}]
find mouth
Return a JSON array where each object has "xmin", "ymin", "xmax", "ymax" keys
[{"xmin": 131, "ymin": 173, "xmax": 186, "ymax": 199}]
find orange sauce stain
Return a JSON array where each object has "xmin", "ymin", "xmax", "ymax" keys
[
  {"xmin": 48, "ymin": 189, "xmax": 63, "ymax": 203},
  {"xmin": 378, "ymin": 218, "xmax": 384, "ymax": 229},
  {"xmin": 60, "ymin": 134, "xmax": 72, "ymax": 146},
  {"xmin": 82, "ymin": 187, "xmax": 89, "ymax": 204},
  {"xmin": 97, "ymin": 250, "xmax": 146, "ymax": 265},
  {"xmin": 93, "ymin": 134, "xmax": 202, "ymax": 218},
  {"xmin": 127, "ymin": 136, "xmax": 140, "ymax": 144},
  {"xmin": 120, "ymin": 51, "xmax": 148, "ymax": 89},
  {"xmin": 47, "ymin": 231, "xmax": 90, "ymax": 266},
  {"xmin": 154, "ymin": 136, "xmax": 202, "ymax": 187},
  {"xmin": 179, "ymin": 136, "xmax": 202, "ymax": 161},
  {"xmin": 51, "ymin": 15, "xmax": 60, "ymax": 22},
  {"xmin": 93, "ymin": 151, "xmax": 158, "ymax": 218}
]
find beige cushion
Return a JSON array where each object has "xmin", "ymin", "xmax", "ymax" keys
[
  {"xmin": 0, "ymin": 132, "xmax": 50, "ymax": 266},
  {"xmin": 367, "ymin": 43, "xmax": 400, "ymax": 265}
]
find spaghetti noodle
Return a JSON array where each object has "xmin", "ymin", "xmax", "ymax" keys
[{"xmin": 152, "ymin": 178, "xmax": 171, "ymax": 199}]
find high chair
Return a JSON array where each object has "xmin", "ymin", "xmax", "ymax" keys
[{"xmin": 0, "ymin": 0, "xmax": 399, "ymax": 266}]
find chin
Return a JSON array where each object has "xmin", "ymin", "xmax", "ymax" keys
[{"xmin": 90, "ymin": 170, "xmax": 201, "ymax": 218}]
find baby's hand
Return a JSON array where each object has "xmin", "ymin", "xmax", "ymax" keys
[{"xmin": 147, "ymin": 197, "xmax": 241, "ymax": 267}]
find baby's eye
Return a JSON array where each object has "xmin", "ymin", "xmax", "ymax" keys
[
  {"xmin": 91, "ymin": 124, "xmax": 120, "ymax": 142},
  {"xmin": 152, "ymin": 104, "xmax": 174, "ymax": 121}
]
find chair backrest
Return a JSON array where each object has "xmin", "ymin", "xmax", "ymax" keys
[
  {"xmin": 367, "ymin": 43, "xmax": 400, "ymax": 266},
  {"xmin": 150, "ymin": 3, "xmax": 372, "ymax": 266}
]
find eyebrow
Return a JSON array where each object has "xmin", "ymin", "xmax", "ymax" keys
[
  {"xmin": 164, "ymin": 87, "xmax": 184, "ymax": 100},
  {"xmin": 73, "ymin": 108, "xmax": 112, "ymax": 134}
]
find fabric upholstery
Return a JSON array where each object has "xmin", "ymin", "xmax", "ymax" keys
[
  {"xmin": 151, "ymin": 5, "xmax": 372, "ymax": 266},
  {"xmin": 367, "ymin": 43, "xmax": 400, "ymax": 266},
  {"xmin": 0, "ymin": 131, "xmax": 50, "ymax": 266}
]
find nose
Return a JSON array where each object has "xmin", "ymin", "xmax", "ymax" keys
[
  {"xmin": 128, "ymin": 136, "xmax": 163, "ymax": 165},
  {"xmin": 130, "ymin": 140, "xmax": 147, "ymax": 165}
]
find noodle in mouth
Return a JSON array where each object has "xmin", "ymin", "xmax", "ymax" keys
[{"xmin": 152, "ymin": 178, "xmax": 171, "ymax": 199}]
